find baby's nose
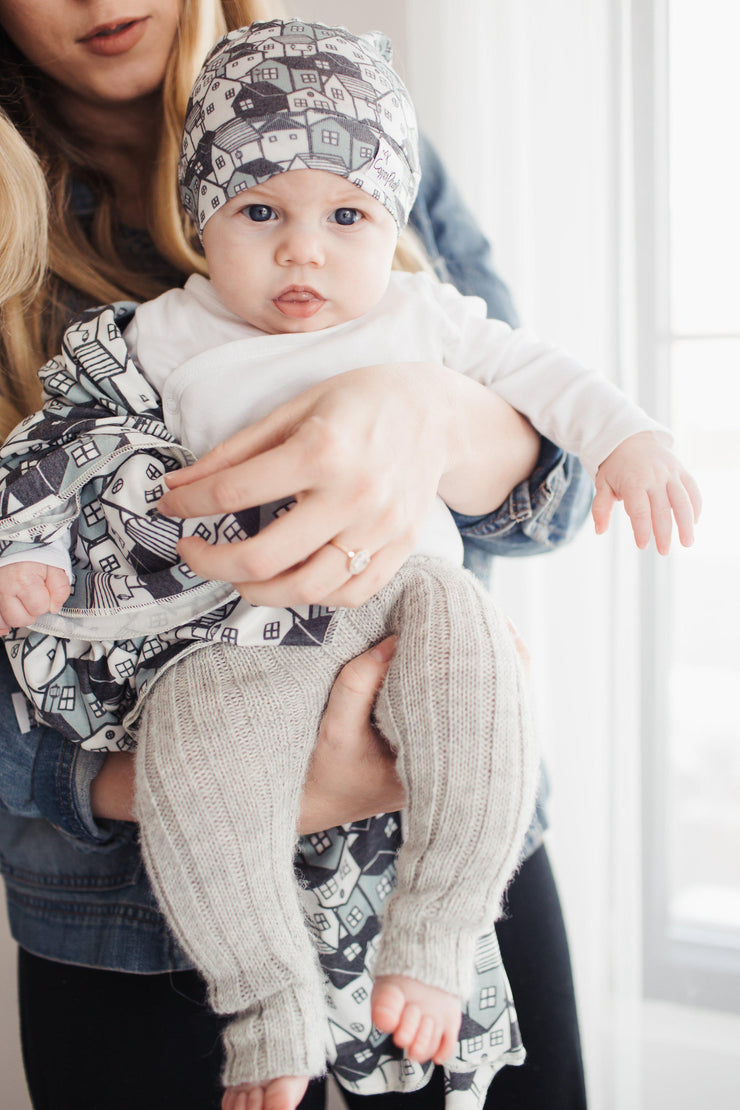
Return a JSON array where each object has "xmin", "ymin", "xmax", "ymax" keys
[{"xmin": 276, "ymin": 226, "xmax": 325, "ymax": 267}]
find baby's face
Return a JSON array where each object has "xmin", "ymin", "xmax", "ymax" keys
[{"xmin": 201, "ymin": 169, "xmax": 398, "ymax": 334}]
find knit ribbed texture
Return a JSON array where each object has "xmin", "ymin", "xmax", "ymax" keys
[
  {"xmin": 346, "ymin": 558, "xmax": 538, "ymax": 999},
  {"xmin": 134, "ymin": 645, "xmax": 334, "ymax": 1086},
  {"xmin": 134, "ymin": 555, "xmax": 537, "ymax": 1085}
]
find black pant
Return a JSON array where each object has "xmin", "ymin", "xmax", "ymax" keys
[{"xmin": 18, "ymin": 846, "xmax": 586, "ymax": 1110}]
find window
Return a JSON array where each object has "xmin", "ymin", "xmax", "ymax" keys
[
  {"xmin": 309, "ymin": 831, "xmax": 331, "ymax": 853},
  {"xmin": 322, "ymin": 129, "xmax": 339, "ymax": 146},
  {"xmin": 479, "ymin": 986, "xmax": 496, "ymax": 1009},
  {"xmin": 57, "ymin": 687, "xmax": 76, "ymax": 712},
  {"xmin": 223, "ymin": 521, "xmax": 246, "ymax": 542},
  {"xmin": 71, "ymin": 441, "xmax": 100, "ymax": 465},
  {"xmin": 639, "ymin": 0, "xmax": 740, "ymax": 1013}
]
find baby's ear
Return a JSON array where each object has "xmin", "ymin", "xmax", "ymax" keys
[{"xmin": 361, "ymin": 30, "xmax": 393, "ymax": 64}]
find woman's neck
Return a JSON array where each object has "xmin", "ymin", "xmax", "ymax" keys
[{"xmin": 55, "ymin": 88, "xmax": 162, "ymax": 228}]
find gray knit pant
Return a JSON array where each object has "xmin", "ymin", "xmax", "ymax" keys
[{"xmin": 134, "ymin": 556, "xmax": 537, "ymax": 1088}]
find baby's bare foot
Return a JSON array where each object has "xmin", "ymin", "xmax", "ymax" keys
[
  {"xmin": 221, "ymin": 1075, "xmax": 309, "ymax": 1110},
  {"xmin": 371, "ymin": 974, "xmax": 461, "ymax": 1064}
]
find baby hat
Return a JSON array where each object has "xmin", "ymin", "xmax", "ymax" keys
[{"xmin": 179, "ymin": 18, "xmax": 420, "ymax": 235}]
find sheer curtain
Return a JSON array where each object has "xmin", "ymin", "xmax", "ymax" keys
[
  {"xmin": 403, "ymin": 2, "xmax": 740, "ymax": 1107},
  {"xmin": 404, "ymin": 2, "xmax": 643, "ymax": 1106}
]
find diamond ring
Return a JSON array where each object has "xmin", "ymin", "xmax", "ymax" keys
[{"xmin": 329, "ymin": 540, "xmax": 372, "ymax": 576}]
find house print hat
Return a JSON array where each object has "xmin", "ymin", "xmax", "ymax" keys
[{"xmin": 179, "ymin": 18, "xmax": 421, "ymax": 235}]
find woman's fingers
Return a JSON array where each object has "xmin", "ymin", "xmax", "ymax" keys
[
  {"xmin": 165, "ymin": 400, "xmax": 298, "ymax": 490},
  {"xmin": 219, "ymin": 540, "xmax": 409, "ymax": 609},
  {"xmin": 161, "ymin": 436, "xmax": 310, "ymax": 518},
  {"xmin": 319, "ymin": 541, "xmax": 411, "ymax": 607},
  {"xmin": 161, "ymin": 363, "xmax": 454, "ymax": 600},
  {"xmin": 323, "ymin": 636, "xmax": 397, "ymax": 730}
]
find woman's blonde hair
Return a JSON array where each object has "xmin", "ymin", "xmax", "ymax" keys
[
  {"xmin": 0, "ymin": 111, "xmax": 48, "ymax": 305},
  {"xmin": 0, "ymin": 0, "xmax": 430, "ymax": 438}
]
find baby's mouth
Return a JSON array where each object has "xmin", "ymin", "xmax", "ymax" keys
[{"xmin": 273, "ymin": 286, "xmax": 326, "ymax": 319}]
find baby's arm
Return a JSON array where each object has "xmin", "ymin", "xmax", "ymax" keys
[
  {"xmin": 0, "ymin": 560, "xmax": 71, "ymax": 634},
  {"xmin": 592, "ymin": 431, "xmax": 702, "ymax": 554}
]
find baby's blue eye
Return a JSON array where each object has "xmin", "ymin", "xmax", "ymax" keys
[
  {"xmin": 245, "ymin": 204, "xmax": 274, "ymax": 222},
  {"xmin": 332, "ymin": 207, "xmax": 361, "ymax": 226}
]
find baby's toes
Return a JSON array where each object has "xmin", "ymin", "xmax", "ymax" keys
[
  {"xmin": 263, "ymin": 1076, "xmax": 309, "ymax": 1110},
  {"xmin": 371, "ymin": 980, "xmax": 406, "ymax": 1033},
  {"xmin": 222, "ymin": 1086, "xmax": 261, "ymax": 1110},
  {"xmin": 433, "ymin": 1016, "xmax": 463, "ymax": 1065},
  {"xmin": 407, "ymin": 1014, "xmax": 440, "ymax": 1062},
  {"xmin": 393, "ymin": 1002, "xmax": 422, "ymax": 1050}
]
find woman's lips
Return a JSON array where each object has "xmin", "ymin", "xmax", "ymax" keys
[
  {"xmin": 273, "ymin": 287, "xmax": 326, "ymax": 319},
  {"xmin": 78, "ymin": 18, "xmax": 149, "ymax": 56}
]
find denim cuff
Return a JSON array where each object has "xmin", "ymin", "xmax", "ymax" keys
[
  {"xmin": 32, "ymin": 729, "xmax": 133, "ymax": 850},
  {"xmin": 453, "ymin": 439, "xmax": 593, "ymax": 556}
]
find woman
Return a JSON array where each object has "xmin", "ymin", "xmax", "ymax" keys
[{"xmin": 0, "ymin": 3, "xmax": 590, "ymax": 1108}]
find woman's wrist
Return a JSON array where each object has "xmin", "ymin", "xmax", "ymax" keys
[
  {"xmin": 438, "ymin": 372, "xmax": 541, "ymax": 515},
  {"xmin": 298, "ymin": 637, "xmax": 405, "ymax": 835},
  {"xmin": 299, "ymin": 751, "xmax": 405, "ymax": 835},
  {"xmin": 90, "ymin": 751, "xmax": 136, "ymax": 821}
]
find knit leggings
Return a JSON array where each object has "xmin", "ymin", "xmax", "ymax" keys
[{"xmin": 133, "ymin": 556, "xmax": 537, "ymax": 1089}]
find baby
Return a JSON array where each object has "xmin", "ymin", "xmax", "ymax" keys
[{"xmin": 0, "ymin": 19, "xmax": 699, "ymax": 1110}]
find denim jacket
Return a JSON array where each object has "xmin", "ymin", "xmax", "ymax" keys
[{"xmin": 0, "ymin": 135, "xmax": 592, "ymax": 971}]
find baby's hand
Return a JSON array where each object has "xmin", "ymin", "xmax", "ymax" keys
[
  {"xmin": 593, "ymin": 431, "xmax": 702, "ymax": 555},
  {"xmin": 0, "ymin": 563, "xmax": 71, "ymax": 634}
]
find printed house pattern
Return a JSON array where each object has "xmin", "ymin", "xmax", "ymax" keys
[
  {"xmin": 0, "ymin": 305, "xmax": 335, "ymax": 750},
  {"xmin": 179, "ymin": 19, "xmax": 420, "ymax": 231},
  {"xmin": 0, "ymin": 304, "xmax": 528, "ymax": 1101},
  {"xmin": 296, "ymin": 817, "xmax": 525, "ymax": 1103}
]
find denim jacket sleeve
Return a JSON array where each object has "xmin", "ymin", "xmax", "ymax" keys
[
  {"xmin": 409, "ymin": 133, "xmax": 592, "ymax": 561},
  {"xmin": 0, "ymin": 650, "xmax": 129, "ymax": 848}
]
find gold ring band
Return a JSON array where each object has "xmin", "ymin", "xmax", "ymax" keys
[{"xmin": 329, "ymin": 541, "xmax": 372, "ymax": 576}]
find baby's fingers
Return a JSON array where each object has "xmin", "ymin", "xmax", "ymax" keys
[
  {"xmin": 0, "ymin": 595, "xmax": 39, "ymax": 630},
  {"xmin": 681, "ymin": 469, "xmax": 703, "ymax": 524},
  {"xmin": 46, "ymin": 567, "xmax": 71, "ymax": 612},
  {"xmin": 623, "ymin": 487, "xmax": 653, "ymax": 549},
  {"xmin": 592, "ymin": 482, "xmax": 617, "ymax": 535},
  {"xmin": 646, "ymin": 488, "xmax": 675, "ymax": 555},
  {"xmin": 667, "ymin": 476, "xmax": 697, "ymax": 548}
]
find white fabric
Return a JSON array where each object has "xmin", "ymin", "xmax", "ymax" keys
[
  {"xmin": 5, "ymin": 270, "xmax": 668, "ymax": 625},
  {"xmin": 127, "ymin": 270, "xmax": 670, "ymax": 479}
]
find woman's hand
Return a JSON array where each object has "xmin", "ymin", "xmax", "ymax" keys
[
  {"xmin": 90, "ymin": 638, "xmax": 404, "ymax": 828},
  {"xmin": 299, "ymin": 635, "xmax": 405, "ymax": 835},
  {"xmin": 158, "ymin": 363, "xmax": 539, "ymax": 608},
  {"xmin": 90, "ymin": 750, "xmax": 137, "ymax": 822}
]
